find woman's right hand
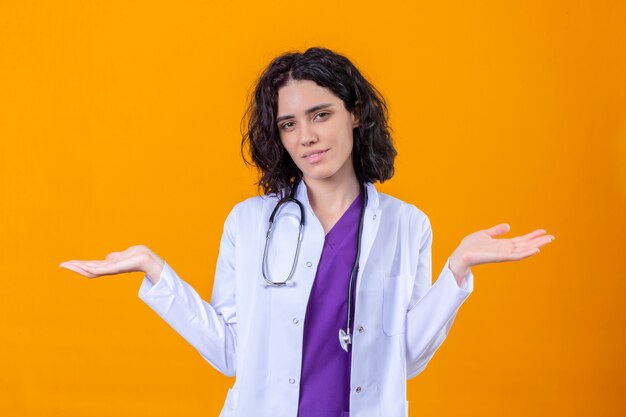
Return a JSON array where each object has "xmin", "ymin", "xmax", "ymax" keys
[{"xmin": 60, "ymin": 245, "xmax": 165, "ymax": 284}]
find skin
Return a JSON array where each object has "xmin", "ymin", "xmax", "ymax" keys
[{"xmin": 60, "ymin": 79, "xmax": 555, "ymax": 288}]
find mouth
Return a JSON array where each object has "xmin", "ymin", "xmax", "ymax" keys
[{"xmin": 303, "ymin": 149, "xmax": 329, "ymax": 160}]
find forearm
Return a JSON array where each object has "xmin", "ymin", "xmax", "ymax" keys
[
  {"xmin": 138, "ymin": 261, "xmax": 238, "ymax": 376},
  {"xmin": 405, "ymin": 259, "xmax": 472, "ymax": 378}
]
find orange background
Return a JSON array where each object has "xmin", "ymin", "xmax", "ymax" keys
[{"xmin": 1, "ymin": 1, "xmax": 625, "ymax": 416}]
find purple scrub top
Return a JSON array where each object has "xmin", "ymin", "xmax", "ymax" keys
[{"xmin": 297, "ymin": 192, "xmax": 363, "ymax": 417}]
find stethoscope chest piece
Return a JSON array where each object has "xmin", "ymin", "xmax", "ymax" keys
[{"xmin": 339, "ymin": 328, "xmax": 351, "ymax": 352}]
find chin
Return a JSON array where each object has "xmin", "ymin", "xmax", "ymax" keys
[
  {"xmin": 301, "ymin": 164, "xmax": 353, "ymax": 184},
  {"xmin": 303, "ymin": 173, "xmax": 341, "ymax": 183}
]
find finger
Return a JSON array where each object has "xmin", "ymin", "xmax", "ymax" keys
[
  {"xmin": 518, "ymin": 247, "xmax": 542, "ymax": 259},
  {"xmin": 485, "ymin": 223, "xmax": 510, "ymax": 238},
  {"xmin": 505, "ymin": 232, "xmax": 553, "ymax": 252},
  {"xmin": 82, "ymin": 261, "xmax": 123, "ymax": 276},
  {"xmin": 533, "ymin": 235, "xmax": 555, "ymax": 249},
  {"xmin": 63, "ymin": 259, "xmax": 103, "ymax": 265},
  {"xmin": 67, "ymin": 258, "xmax": 137, "ymax": 276},
  {"xmin": 63, "ymin": 260, "xmax": 101, "ymax": 271},
  {"xmin": 511, "ymin": 229, "xmax": 547, "ymax": 243},
  {"xmin": 60, "ymin": 262, "xmax": 98, "ymax": 278},
  {"xmin": 517, "ymin": 234, "xmax": 555, "ymax": 251},
  {"xmin": 64, "ymin": 260, "xmax": 115, "ymax": 275},
  {"xmin": 513, "ymin": 236, "xmax": 553, "ymax": 258},
  {"xmin": 72, "ymin": 260, "xmax": 106, "ymax": 267}
]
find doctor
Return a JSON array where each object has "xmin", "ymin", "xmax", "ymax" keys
[{"xmin": 60, "ymin": 47, "xmax": 555, "ymax": 417}]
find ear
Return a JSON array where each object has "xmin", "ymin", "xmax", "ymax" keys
[{"xmin": 352, "ymin": 101, "xmax": 361, "ymax": 128}]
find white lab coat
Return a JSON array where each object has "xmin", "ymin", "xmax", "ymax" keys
[{"xmin": 138, "ymin": 181, "xmax": 473, "ymax": 417}]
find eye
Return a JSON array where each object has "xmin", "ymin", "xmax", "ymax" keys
[
  {"xmin": 314, "ymin": 111, "xmax": 330, "ymax": 120},
  {"xmin": 280, "ymin": 121, "xmax": 295, "ymax": 130}
]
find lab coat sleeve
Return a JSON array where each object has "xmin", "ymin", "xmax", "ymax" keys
[
  {"xmin": 405, "ymin": 214, "xmax": 473, "ymax": 379},
  {"xmin": 137, "ymin": 205, "xmax": 238, "ymax": 377}
]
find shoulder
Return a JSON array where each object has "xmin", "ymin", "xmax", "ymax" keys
[
  {"xmin": 223, "ymin": 193, "xmax": 280, "ymax": 227},
  {"xmin": 231, "ymin": 193, "xmax": 279, "ymax": 213},
  {"xmin": 375, "ymin": 189, "xmax": 433, "ymax": 246},
  {"xmin": 377, "ymin": 190, "xmax": 430, "ymax": 226}
]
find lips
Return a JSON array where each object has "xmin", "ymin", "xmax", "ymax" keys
[{"xmin": 303, "ymin": 149, "xmax": 328, "ymax": 160}]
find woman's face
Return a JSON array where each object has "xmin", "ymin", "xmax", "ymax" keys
[{"xmin": 276, "ymin": 79, "xmax": 359, "ymax": 186}]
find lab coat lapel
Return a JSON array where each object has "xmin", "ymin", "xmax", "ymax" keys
[
  {"xmin": 355, "ymin": 182, "xmax": 381, "ymax": 298},
  {"xmin": 294, "ymin": 180, "xmax": 381, "ymax": 299},
  {"xmin": 294, "ymin": 180, "xmax": 317, "ymax": 223}
]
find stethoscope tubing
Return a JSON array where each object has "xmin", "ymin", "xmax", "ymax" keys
[
  {"xmin": 262, "ymin": 189, "xmax": 305, "ymax": 287},
  {"xmin": 261, "ymin": 179, "xmax": 368, "ymax": 352}
]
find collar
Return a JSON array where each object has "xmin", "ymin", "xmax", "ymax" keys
[{"xmin": 293, "ymin": 179, "xmax": 381, "ymax": 220}]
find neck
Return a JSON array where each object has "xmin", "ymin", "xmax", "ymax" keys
[{"xmin": 303, "ymin": 172, "xmax": 361, "ymax": 230}]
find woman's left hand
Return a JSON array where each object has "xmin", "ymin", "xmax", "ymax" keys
[{"xmin": 449, "ymin": 223, "xmax": 555, "ymax": 284}]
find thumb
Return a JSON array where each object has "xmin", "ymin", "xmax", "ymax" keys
[{"xmin": 485, "ymin": 223, "xmax": 510, "ymax": 238}]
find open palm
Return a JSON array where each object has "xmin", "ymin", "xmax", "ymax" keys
[
  {"xmin": 59, "ymin": 245, "xmax": 155, "ymax": 278},
  {"xmin": 458, "ymin": 223, "xmax": 555, "ymax": 268}
]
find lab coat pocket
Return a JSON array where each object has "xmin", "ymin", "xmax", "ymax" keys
[{"xmin": 382, "ymin": 274, "xmax": 411, "ymax": 336}]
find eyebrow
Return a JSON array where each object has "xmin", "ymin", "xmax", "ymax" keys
[{"xmin": 276, "ymin": 103, "xmax": 334, "ymax": 123}]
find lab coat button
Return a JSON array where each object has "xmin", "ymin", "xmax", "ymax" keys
[
  {"xmin": 289, "ymin": 378, "xmax": 296, "ymax": 384},
  {"xmin": 306, "ymin": 261, "xmax": 312, "ymax": 267},
  {"xmin": 357, "ymin": 326, "xmax": 364, "ymax": 333},
  {"xmin": 355, "ymin": 386, "xmax": 362, "ymax": 393},
  {"xmin": 293, "ymin": 318, "xmax": 299, "ymax": 325},
  {"xmin": 372, "ymin": 214, "xmax": 377, "ymax": 220}
]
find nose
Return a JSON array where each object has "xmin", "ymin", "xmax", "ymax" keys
[{"xmin": 298, "ymin": 121, "xmax": 318, "ymax": 146}]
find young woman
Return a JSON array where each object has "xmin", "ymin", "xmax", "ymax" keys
[{"xmin": 60, "ymin": 47, "xmax": 554, "ymax": 417}]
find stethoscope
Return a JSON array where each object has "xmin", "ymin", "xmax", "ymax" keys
[{"xmin": 261, "ymin": 179, "xmax": 368, "ymax": 352}]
